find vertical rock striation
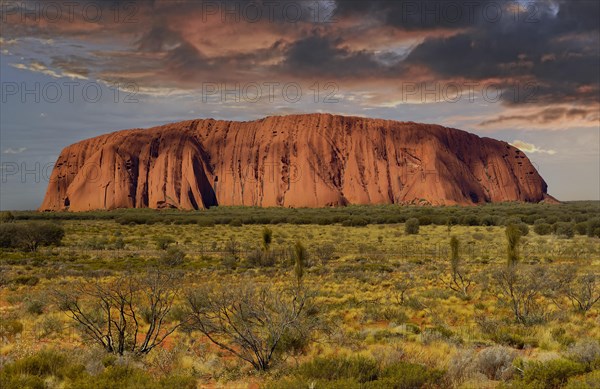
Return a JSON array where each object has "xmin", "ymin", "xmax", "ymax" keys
[{"xmin": 40, "ymin": 114, "xmax": 555, "ymax": 211}]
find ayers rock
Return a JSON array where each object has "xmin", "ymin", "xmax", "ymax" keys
[{"xmin": 40, "ymin": 113, "xmax": 556, "ymax": 211}]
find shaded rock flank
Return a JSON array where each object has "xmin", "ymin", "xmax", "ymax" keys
[{"xmin": 40, "ymin": 114, "xmax": 553, "ymax": 211}]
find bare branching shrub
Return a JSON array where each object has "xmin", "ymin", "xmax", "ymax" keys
[
  {"xmin": 393, "ymin": 264, "xmax": 416, "ymax": 305},
  {"xmin": 314, "ymin": 243, "xmax": 336, "ymax": 265},
  {"xmin": 54, "ymin": 267, "xmax": 182, "ymax": 356},
  {"xmin": 246, "ymin": 248, "xmax": 275, "ymax": 267},
  {"xmin": 492, "ymin": 265, "xmax": 549, "ymax": 324},
  {"xmin": 439, "ymin": 236, "xmax": 473, "ymax": 298},
  {"xmin": 564, "ymin": 273, "xmax": 600, "ymax": 312},
  {"xmin": 225, "ymin": 237, "xmax": 241, "ymax": 260},
  {"xmin": 547, "ymin": 266, "xmax": 600, "ymax": 313},
  {"xmin": 186, "ymin": 282, "xmax": 312, "ymax": 371}
]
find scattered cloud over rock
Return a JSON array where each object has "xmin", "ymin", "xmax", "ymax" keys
[{"xmin": 510, "ymin": 140, "xmax": 556, "ymax": 155}]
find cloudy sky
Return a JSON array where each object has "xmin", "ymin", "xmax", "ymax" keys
[{"xmin": 1, "ymin": 0, "xmax": 599, "ymax": 209}]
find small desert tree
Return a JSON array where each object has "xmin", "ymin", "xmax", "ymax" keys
[
  {"xmin": 314, "ymin": 243, "xmax": 336, "ymax": 265},
  {"xmin": 186, "ymin": 281, "xmax": 310, "ymax": 371},
  {"xmin": 225, "ymin": 237, "xmax": 240, "ymax": 260},
  {"xmin": 5, "ymin": 222, "xmax": 65, "ymax": 252},
  {"xmin": 393, "ymin": 264, "xmax": 416, "ymax": 305},
  {"xmin": 505, "ymin": 224, "xmax": 521, "ymax": 265},
  {"xmin": 563, "ymin": 272, "xmax": 600, "ymax": 312},
  {"xmin": 440, "ymin": 236, "xmax": 473, "ymax": 298},
  {"xmin": 55, "ymin": 267, "xmax": 182, "ymax": 356},
  {"xmin": 492, "ymin": 265, "xmax": 549, "ymax": 324}
]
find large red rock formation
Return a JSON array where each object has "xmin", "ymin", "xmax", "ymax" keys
[{"xmin": 40, "ymin": 114, "xmax": 555, "ymax": 211}]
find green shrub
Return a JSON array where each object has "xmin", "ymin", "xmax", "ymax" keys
[
  {"xmin": 265, "ymin": 378, "xmax": 361, "ymax": 389},
  {"xmin": 517, "ymin": 358, "xmax": 587, "ymax": 389},
  {"xmin": 279, "ymin": 356, "xmax": 443, "ymax": 389},
  {"xmin": 575, "ymin": 222, "xmax": 589, "ymax": 235},
  {"xmin": 418, "ymin": 215, "xmax": 433, "ymax": 226},
  {"xmin": 405, "ymin": 218, "xmax": 420, "ymax": 235},
  {"xmin": 157, "ymin": 375, "xmax": 196, "ymax": 389},
  {"xmin": 154, "ymin": 236, "xmax": 175, "ymax": 250},
  {"xmin": 229, "ymin": 218, "xmax": 243, "ymax": 227},
  {"xmin": 65, "ymin": 365, "xmax": 195, "ymax": 389},
  {"xmin": 342, "ymin": 217, "xmax": 369, "ymax": 227},
  {"xmin": 0, "ymin": 374, "xmax": 45, "ymax": 389},
  {"xmin": 275, "ymin": 327, "xmax": 311, "ymax": 357},
  {"xmin": 506, "ymin": 224, "xmax": 522, "ymax": 264},
  {"xmin": 381, "ymin": 307, "xmax": 409, "ymax": 324},
  {"xmin": 481, "ymin": 215, "xmax": 499, "ymax": 226},
  {"xmin": 518, "ymin": 223, "xmax": 530, "ymax": 236},
  {"xmin": 460, "ymin": 215, "xmax": 480, "ymax": 226},
  {"xmin": 12, "ymin": 275, "xmax": 40, "ymax": 286},
  {"xmin": 588, "ymin": 218, "xmax": 600, "ymax": 238},
  {"xmin": 159, "ymin": 247, "xmax": 186, "ymax": 266},
  {"xmin": 113, "ymin": 237, "xmax": 125, "ymax": 249},
  {"xmin": 196, "ymin": 218, "xmax": 215, "ymax": 227},
  {"xmin": 0, "ymin": 211, "xmax": 15, "ymax": 223},
  {"xmin": 565, "ymin": 370, "xmax": 600, "ymax": 389},
  {"xmin": 262, "ymin": 227, "xmax": 273, "ymax": 250},
  {"xmin": 534, "ymin": 223, "xmax": 552, "ymax": 235},
  {"xmin": 67, "ymin": 365, "xmax": 153, "ymax": 389},
  {"xmin": 555, "ymin": 222, "xmax": 575, "ymax": 238},
  {"xmin": 25, "ymin": 298, "xmax": 46, "ymax": 315},
  {"xmin": 84, "ymin": 236, "xmax": 109, "ymax": 250},
  {"xmin": 551, "ymin": 327, "xmax": 576, "ymax": 347},
  {"xmin": 39, "ymin": 315, "xmax": 63, "ymax": 338},
  {"xmin": 0, "ymin": 350, "xmax": 75, "ymax": 389},
  {"xmin": 367, "ymin": 362, "xmax": 444, "ymax": 388},
  {"xmin": 0, "ymin": 319, "xmax": 24, "ymax": 339},
  {"xmin": 297, "ymin": 355, "xmax": 379, "ymax": 383},
  {"xmin": 490, "ymin": 328, "xmax": 531, "ymax": 349}
]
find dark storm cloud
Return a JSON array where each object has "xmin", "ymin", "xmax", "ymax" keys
[
  {"xmin": 281, "ymin": 34, "xmax": 384, "ymax": 77},
  {"xmin": 398, "ymin": 0, "xmax": 600, "ymax": 105},
  {"xmin": 3, "ymin": 0, "xmax": 599, "ymax": 110},
  {"xmin": 333, "ymin": 0, "xmax": 500, "ymax": 30}
]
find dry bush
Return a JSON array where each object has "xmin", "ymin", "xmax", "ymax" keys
[
  {"xmin": 476, "ymin": 346, "xmax": 516, "ymax": 380},
  {"xmin": 54, "ymin": 267, "xmax": 182, "ymax": 356},
  {"xmin": 186, "ymin": 282, "xmax": 313, "ymax": 371},
  {"xmin": 447, "ymin": 348, "xmax": 476, "ymax": 385},
  {"xmin": 567, "ymin": 339, "xmax": 600, "ymax": 367}
]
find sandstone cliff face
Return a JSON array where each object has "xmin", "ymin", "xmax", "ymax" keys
[{"xmin": 40, "ymin": 114, "xmax": 553, "ymax": 211}]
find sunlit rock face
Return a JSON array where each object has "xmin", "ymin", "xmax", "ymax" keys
[{"xmin": 40, "ymin": 113, "xmax": 554, "ymax": 211}]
